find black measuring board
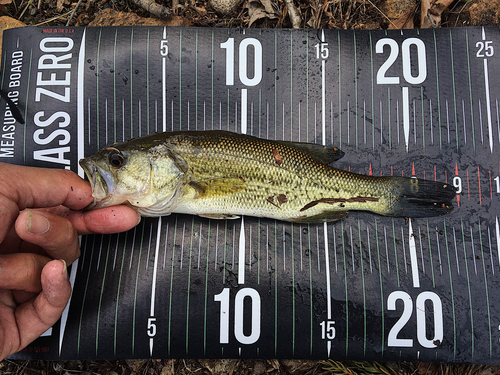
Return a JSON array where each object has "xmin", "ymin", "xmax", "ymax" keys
[{"xmin": 1, "ymin": 25, "xmax": 499, "ymax": 363}]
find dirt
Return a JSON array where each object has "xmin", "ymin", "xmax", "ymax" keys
[{"xmin": 0, "ymin": 0, "xmax": 497, "ymax": 30}]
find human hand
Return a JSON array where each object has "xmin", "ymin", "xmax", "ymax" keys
[{"xmin": 0, "ymin": 163, "xmax": 140, "ymax": 360}]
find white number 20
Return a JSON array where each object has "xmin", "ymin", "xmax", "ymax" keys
[
  {"xmin": 387, "ymin": 291, "xmax": 443, "ymax": 348},
  {"xmin": 376, "ymin": 38, "xmax": 427, "ymax": 85}
]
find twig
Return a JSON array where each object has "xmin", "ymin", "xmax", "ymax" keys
[
  {"xmin": 130, "ymin": 0, "xmax": 170, "ymax": 19},
  {"xmin": 35, "ymin": 9, "xmax": 73, "ymax": 25},
  {"xmin": 66, "ymin": 0, "xmax": 85, "ymax": 26},
  {"xmin": 453, "ymin": 0, "xmax": 470, "ymax": 27},
  {"xmin": 284, "ymin": 0, "xmax": 301, "ymax": 28},
  {"xmin": 18, "ymin": 0, "xmax": 34, "ymax": 21}
]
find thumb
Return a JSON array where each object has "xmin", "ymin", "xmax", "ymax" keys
[{"xmin": 14, "ymin": 259, "xmax": 71, "ymax": 351}]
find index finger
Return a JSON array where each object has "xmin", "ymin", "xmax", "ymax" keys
[
  {"xmin": 0, "ymin": 163, "xmax": 93, "ymax": 211},
  {"xmin": 0, "ymin": 163, "xmax": 93, "ymax": 242}
]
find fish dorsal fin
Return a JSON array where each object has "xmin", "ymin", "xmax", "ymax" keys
[{"xmin": 275, "ymin": 140, "xmax": 344, "ymax": 164}]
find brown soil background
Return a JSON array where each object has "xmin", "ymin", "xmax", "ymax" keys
[{"xmin": 0, "ymin": 0, "xmax": 500, "ymax": 373}]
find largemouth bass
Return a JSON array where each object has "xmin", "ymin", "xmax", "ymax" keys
[{"xmin": 79, "ymin": 130, "xmax": 456, "ymax": 223}]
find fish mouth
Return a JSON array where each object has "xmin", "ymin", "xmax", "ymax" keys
[{"xmin": 79, "ymin": 159, "xmax": 114, "ymax": 209}]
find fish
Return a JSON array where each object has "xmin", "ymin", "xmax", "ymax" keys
[{"xmin": 79, "ymin": 130, "xmax": 456, "ymax": 223}]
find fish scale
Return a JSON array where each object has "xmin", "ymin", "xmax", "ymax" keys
[
  {"xmin": 81, "ymin": 130, "xmax": 456, "ymax": 222},
  {"xmin": 169, "ymin": 132, "xmax": 383, "ymax": 220}
]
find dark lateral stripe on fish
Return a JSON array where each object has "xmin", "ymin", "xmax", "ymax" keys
[{"xmin": 300, "ymin": 196, "xmax": 379, "ymax": 212}]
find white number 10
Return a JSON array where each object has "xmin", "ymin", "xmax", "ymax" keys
[
  {"xmin": 214, "ymin": 287, "xmax": 261, "ymax": 345},
  {"xmin": 220, "ymin": 37, "xmax": 263, "ymax": 87}
]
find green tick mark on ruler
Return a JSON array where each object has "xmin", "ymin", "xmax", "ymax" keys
[{"xmin": 2, "ymin": 25, "xmax": 500, "ymax": 364}]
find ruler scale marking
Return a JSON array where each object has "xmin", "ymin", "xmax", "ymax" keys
[
  {"xmin": 401, "ymin": 226, "xmax": 408, "ymax": 274},
  {"xmin": 478, "ymin": 219, "xmax": 493, "ymax": 358},
  {"xmin": 487, "ymin": 226, "xmax": 494, "ymax": 275},
  {"xmin": 321, "ymin": 29, "xmax": 332, "ymax": 355},
  {"xmin": 481, "ymin": 28, "xmax": 494, "ymax": 153},
  {"xmin": 5, "ymin": 26, "xmax": 500, "ymax": 363},
  {"xmin": 461, "ymin": 220, "xmax": 475, "ymax": 357}
]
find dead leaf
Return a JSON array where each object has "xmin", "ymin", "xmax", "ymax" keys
[
  {"xmin": 388, "ymin": 5, "xmax": 415, "ymax": 29},
  {"xmin": 191, "ymin": 5, "xmax": 207, "ymax": 16},
  {"xmin": 0, "ymin": 17, "xmax": 26, "ymax": 60},
  {"xmin": 421, "ymin": 0, "xmax": 454, "ymax": 28},
  {"xmin": 0, "ymin": 0, "xmax": 12, "ymax": 5},
  {"xmin": 260, "ymin": 0, "xmax": 274, "ymax": 14},
  {"xmin": 247, "ymin": 0, "xmax": 278, "ymax": 27},
  {"xmin": 57, "ymin": 0, "xmax": 70, "ymax": 13}
]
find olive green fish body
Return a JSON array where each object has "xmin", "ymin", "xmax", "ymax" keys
[{"xmin": 80, "ymin": 131, "xmax": 456, "ymax": 223}]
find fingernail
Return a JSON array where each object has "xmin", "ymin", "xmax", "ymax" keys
[
  {"xmin": 26, "ymin": 210, "xmax": 50, "ymax": 235},
  {"xmin": 60, "ymin": 259, "xmax": 68, "ymax": 280},
  {"xmin": 136, "ymin": 213, "xmax": 142, "ymax": 226}
]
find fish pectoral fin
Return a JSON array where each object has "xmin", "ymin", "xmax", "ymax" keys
[
  {"xmin": 198, "ymin": 213, "xmax": 240, "ymax": 220},
  {"xmin": 276, "ymin": 140, "xmax": 344, "ymax": 164},
  {"xmin": 289, "ymin": 211, "xmax": 347, "ymax": 224},
  {"xmin": 191, "ymin": 178, "xmax": 247, "ymax": 199}
]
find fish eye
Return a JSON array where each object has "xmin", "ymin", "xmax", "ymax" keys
[{"xmin": 108, "ymin": 151, "xmax": 125, "ymax": 168}]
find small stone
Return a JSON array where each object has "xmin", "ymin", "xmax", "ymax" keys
[
  {"xmin": 252, "ymin": 361, "xmax": 266, "ymax": 375},
  {"xmin": 210, "ymin": 0, "xmax": 241, "ymax": 16}
]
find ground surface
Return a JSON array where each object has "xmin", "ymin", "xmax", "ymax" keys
[{"xmin": 0, "ymin": 0, "xmax": 500, "ymax": 373}]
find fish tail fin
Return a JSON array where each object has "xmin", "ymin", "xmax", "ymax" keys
[{"xmin": 384, "ymin": 177, "xmax": 456, "ymax": 218}]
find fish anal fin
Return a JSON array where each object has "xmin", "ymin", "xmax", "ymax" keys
[
  {"xmin": 198, "ymin": 213, "xmax": 240, "ymax": 220},
  {"xmin": 289, "ymin": 211, "xmax": 347, "ymax": 224}
]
